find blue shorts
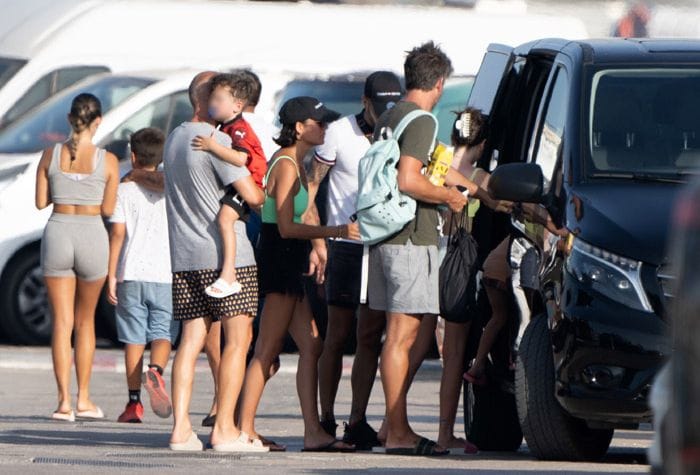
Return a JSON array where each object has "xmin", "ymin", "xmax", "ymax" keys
[{"xmin": 116, "ymin": 281, "xmax": 180, "ymax": 345}]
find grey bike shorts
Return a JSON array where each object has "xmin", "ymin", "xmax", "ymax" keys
[{"xmin": 41, "ymin": 213, "xmax": 108, "ymax": 281}]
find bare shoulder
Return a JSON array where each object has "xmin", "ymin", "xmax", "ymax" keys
[
  {"xmin": 104, "ymin": 150, "xmax": 120, "ymax": 167},
  {"xmin": 38, "ymin": 145, "xmax": 57, "ymax": 167}
]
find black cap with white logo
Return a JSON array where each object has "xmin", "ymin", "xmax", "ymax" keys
[
  {"xmin": 278, "ymin": 96, "xmax": 341, "ymax": 126},
  {"xmin": 364, "ymin": 71, "xmax": 403, "ymax": 117}
]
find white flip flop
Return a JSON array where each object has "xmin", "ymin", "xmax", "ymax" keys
[
  {"xmin": 170, "ymin": 431, "xmax": 204, "ymax": 452},
  {"xmin": 205, "ymin": 278, "xmax": 242, "ymax": 299},
  {"xmin": 51, "ymin": 410, "xmax": 75, "ymax": 422},
  {"xmin": 76, "ymin": 407, "xmax": 105, "ymax": 420},
  {"xmin": 212, "ymin": 432, "xmax": 269, "ymax": 453}
]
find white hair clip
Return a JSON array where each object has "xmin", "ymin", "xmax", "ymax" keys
[{"xmin": 455, "ymin": 112, "xmax": 471, "ymax": 139}]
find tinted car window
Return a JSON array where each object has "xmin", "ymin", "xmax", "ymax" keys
[
  {"xmin": 588, "ymin": 68, "xmax": 700, "ymax": 180},
  {"xmin": 0, "ymin": 76, "xmax": 153, "ymax": 154},
  {"xmin": 532, "ymin": 68, "xmax": 569, "ymax": 190},
  {"xmin": 4, "ymin": 66, "xmax": 110, "ymax": 126},
  {"xmin": 101, "ymin": 91, "xmax": 192, "ymax": 161},
  {"xmin": 467, "ymin": 47, "xmax": 514, "ymax": 117},
  {"xmin": 0, "ymin": 57, "xmax": 25, "ymax": 90}
]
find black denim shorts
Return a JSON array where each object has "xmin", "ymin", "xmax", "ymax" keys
[{"xmin": 325, "ymin": 240, "xmax": 363, "ymax": 309}]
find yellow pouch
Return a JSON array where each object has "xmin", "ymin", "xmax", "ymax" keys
[{"xmin": 427, "ymin": 142, "xmax": 454, "ymax": 186}]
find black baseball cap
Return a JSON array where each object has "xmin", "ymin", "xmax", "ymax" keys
[
  {"xmin": 278, "ymin": 96, "xmax": 341, "ymax": 126},
  {"xmin": 364, "ymin": 71, "xmax": 403, "ymax": 116}
]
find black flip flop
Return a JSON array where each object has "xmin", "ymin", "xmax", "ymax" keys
[
  {"xmin": 258, "ymin": 435, "xmax": 287, "ymax": 452},
  {"xmin": 384, "ymin": 437, "xmax": 449, "ymax": 456},
  {"xmin": 202, "ymin": 414, "xmax": 216, "ymax": 427},
  {"xmin": 302, "ymin": 439, "xmax": 356, "ymax": 453}
]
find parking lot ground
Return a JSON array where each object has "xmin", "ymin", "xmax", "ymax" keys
[{"xmin": 0, "ymin": 346, "xmax": 652, "ymax": 474}]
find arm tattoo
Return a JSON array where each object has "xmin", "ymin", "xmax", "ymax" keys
[{"xmin": 308, "ymin": 159, "xmax": 332, "ymax": 185}]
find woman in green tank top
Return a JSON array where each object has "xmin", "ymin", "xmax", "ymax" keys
[{"xmin": 239, "ymin": 97, "xmax": 359, "ymax": 452}]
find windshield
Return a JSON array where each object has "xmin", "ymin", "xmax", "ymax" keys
[
  {"xmin": 0, "ymin": 57, "xmax": 25, "ymax": 90},
  {"xmin": 0, "ymin": 75, "xmax": 153, "ymax": 154},
  {"xmin": 588, "ymin": 68, "xmax": 700, "ymax": 181}
]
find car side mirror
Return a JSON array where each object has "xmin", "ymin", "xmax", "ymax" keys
[{"xmin": 488, "ymin": 163, "xmax": 544, "ymax": 203}]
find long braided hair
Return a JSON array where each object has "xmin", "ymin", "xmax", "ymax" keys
[{"xmin": 67, "ymin": 93, "xmax": 102, "ymax": 167}]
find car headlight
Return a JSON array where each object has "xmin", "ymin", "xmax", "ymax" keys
[{"xmin": 566, "ymin": 238, "xmax": 653, "ymax": 313}]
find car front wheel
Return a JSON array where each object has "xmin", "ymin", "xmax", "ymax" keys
[
  {"xmin": 515, "ymin": 314, "xmax": 614, "ymax": 461},
  {"xmin": 0, "ymin": 246, "xmax": 51, "ymax": 345}
]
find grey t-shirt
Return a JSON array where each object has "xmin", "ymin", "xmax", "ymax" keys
[{"xmin": 164, "ymin": 121, "xmax": 254, "ymax": 272}]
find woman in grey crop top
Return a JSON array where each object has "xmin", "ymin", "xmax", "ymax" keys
[{"xmin": 35, "ymin": 93, "xmax": 119, "ymax": 422}]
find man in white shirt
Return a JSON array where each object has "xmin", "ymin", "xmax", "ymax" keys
[
  {"xmin": 239, "ymin": 69, "xmax": 279, "ymax": 162},
  {"xmin": 306, "ymin": 71, "xmax": 402, "ymax": 450}
]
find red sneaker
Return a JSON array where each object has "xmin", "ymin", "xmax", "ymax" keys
[
  {"xmin": 142, "ymin": 368, "xmax": 172, "ymax": 418},
  {"xmin": 117, "ymin": 401, "xmax": 144, "ymax": 423}
]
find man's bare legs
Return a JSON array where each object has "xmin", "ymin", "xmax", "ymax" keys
[
  {"xmin": 203, "ymin": 321, "xmax": 221, "ymax": 420},
  {"xmin": 378, "ymin": 314, "xmax": 437, "ymax": 444},
  {"xmin": 318, "ymin": 305, "xmax": 355, "ymax": 431},
  {"xmin": 348, "ymin": 306, "xmax": 385, "ymax": 426},
  {"xmin": 170, "ymin": 317, "xmax": 211, "ymax": 444},
  {"xmin": 380, "ymin": 312, "xmax": 445, "ymax": 450},
  {"xmin": 210, "ymin": 313, "xmax": 253, "ymax": 445}
]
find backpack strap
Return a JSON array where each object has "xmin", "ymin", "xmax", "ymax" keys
[{"xmin": 390, "ymin": 109, "xmax": 439, "ymax": 144}]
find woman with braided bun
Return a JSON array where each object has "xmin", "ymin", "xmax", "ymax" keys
[{"xmin": 35, "ymin": 93, "xmax": 119, "ymax": 422}]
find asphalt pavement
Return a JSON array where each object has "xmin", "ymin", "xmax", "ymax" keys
[{"xmin": 0, "ymin": 346, "xmax": 652, "ymax": 474}]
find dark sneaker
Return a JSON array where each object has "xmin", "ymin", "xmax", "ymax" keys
[
  {"xmin": 342, "ymin": 418, "xmax": 380, "ymax": 450},
  {"xmin": 320, "ymin": 418, "xmax": 338, "ymax": 438},
  {"xmin": 117, "ymin": 401, "xmax": 144, "ymax": 423},
  {"xmin": 142, "ymin": 368, "xmax": 172, "ymax": 418}
]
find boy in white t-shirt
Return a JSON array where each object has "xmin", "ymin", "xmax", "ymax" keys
[{"xmin": 107, "ymin": 128, "xmax": 180, "ymax": 424}]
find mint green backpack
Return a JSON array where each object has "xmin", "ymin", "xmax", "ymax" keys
[{"xmin": 355, "ymin": 109, "xmax": 438, "ymax": 245}]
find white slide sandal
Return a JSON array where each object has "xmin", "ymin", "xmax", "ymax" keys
[
  {"xmin": 213, "ymin": 432, "xmax": 269, "ymax": 453},
  {"xmin": 51, "ymin": 410, "xmax": 75, "ymax": 422},
  {"xmin": 205, "ymin": 278, "xmax": 242, "ymax": 299},
  {"xmin": 76, "ymin": 407, "xmax": 105, "ymax": 420},
  {"xmin": 170, "ymin": 432, "xmax": 204, "ymax": 452}
]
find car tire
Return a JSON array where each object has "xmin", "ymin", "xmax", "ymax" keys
[
  {"xmin": 515, "ymin": 314, "xmax": 614, "ymax": 461},
  {"xmin": 0, "ymin": 246, "xmax": 51, "ymax": 345}
]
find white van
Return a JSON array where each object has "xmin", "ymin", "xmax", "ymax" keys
[{"xmin": 0, "ymin": 0, "xmax": 587, "ymax": 130}]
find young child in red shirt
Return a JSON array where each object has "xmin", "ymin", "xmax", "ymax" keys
[{"xmin": 192, "ymin": 72, "xmax": 267, "ymax": 297}]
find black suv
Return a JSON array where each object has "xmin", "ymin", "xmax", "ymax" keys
[{"xmin": 467, "ymin": 38, "xmax": 700, "ymax": 461}]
